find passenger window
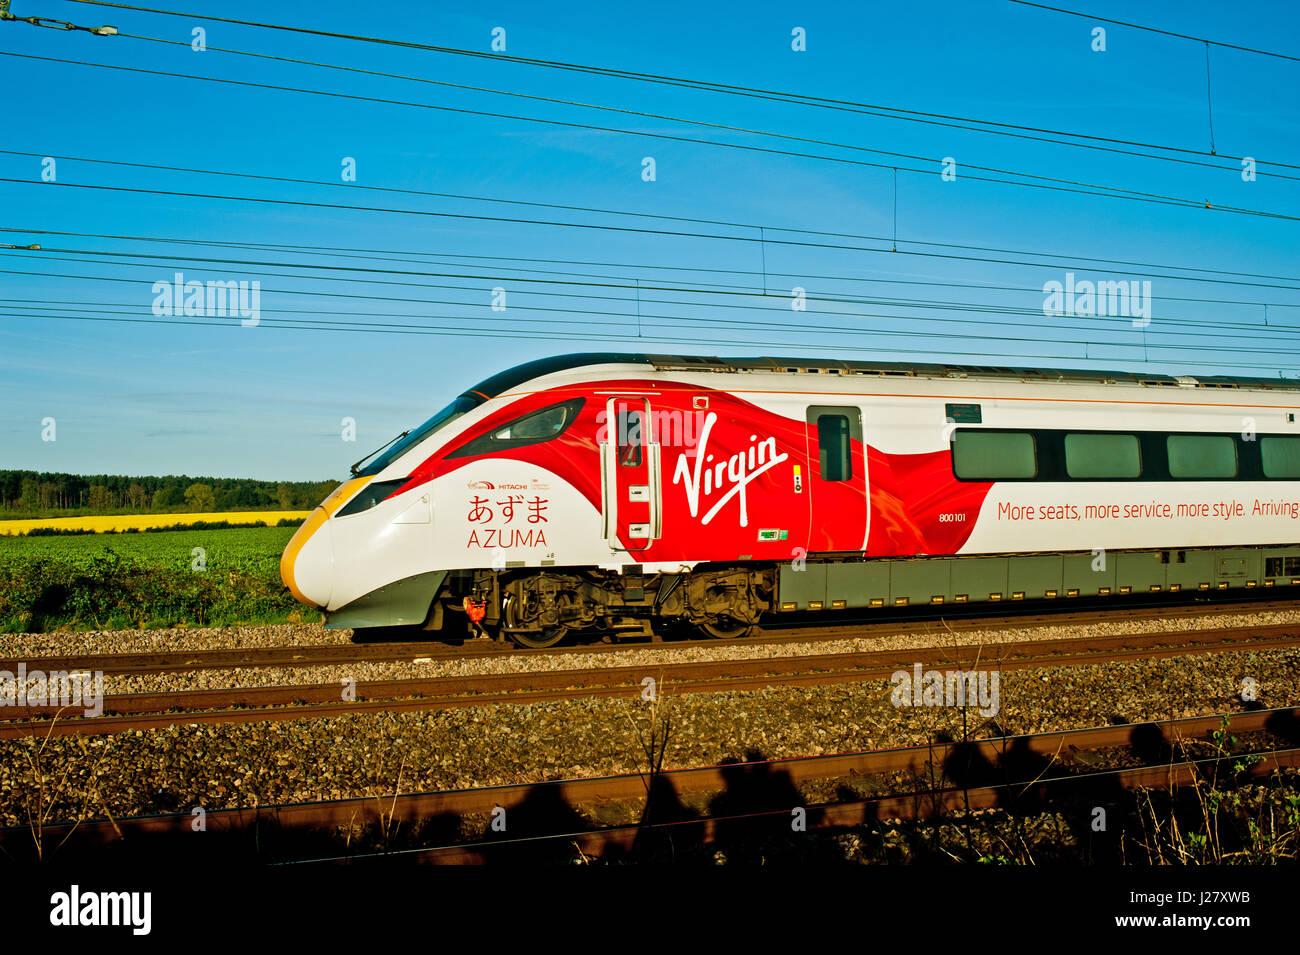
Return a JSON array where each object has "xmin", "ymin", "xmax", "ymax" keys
[
  {"xmin": 618, "ymin": 410, "xmax": 643, "ymax": 467},
  {"xmin": 1261, "ymin": 436, "xmax": 1300, "ymax": 478},
  {"xmin": 1065, "ymin": 433, "xmax": 1141, "ymax": 479},
  {"xmin": 952, "ymin": 431, "xmax": 1037, "ymax": 480},
  {"xmin": 817, "ymin": 414, "xmax": 852, "ymax": 481},
  {"xmin": 1167, "ymin": 434, "xmax": 1237, "ymax": 478}
]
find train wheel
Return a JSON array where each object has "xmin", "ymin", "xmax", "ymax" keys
[
  {"xmin": 507, "ymin": 625, "xmax": 569, "ymax": 649},
  {"xmin": 697, "ymin": 617, "xmax": 756, "ymax": 640}
]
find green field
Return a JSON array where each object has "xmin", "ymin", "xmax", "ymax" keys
[{"xmin": 0, "ymin": 526, "xmax": 317, "ymax": 632}]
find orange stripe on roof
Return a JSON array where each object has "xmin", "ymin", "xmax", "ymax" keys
[{"xmin": 494, "ymin": 386, "xmax": 1295, "ymax": 411}]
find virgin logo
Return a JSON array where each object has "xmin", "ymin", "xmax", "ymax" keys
[{"xmin": 672, "ymin": 412, "xmax": 787, "ymax": 527}]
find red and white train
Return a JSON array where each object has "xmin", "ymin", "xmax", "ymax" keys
[{"xmin": 281, "ymin": 353, "xmax": 1300, "ymax": 646}]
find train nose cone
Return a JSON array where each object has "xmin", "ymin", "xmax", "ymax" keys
[{"xmin": 281, "ymin": 509, "xmax": 335, "ymax": 608}]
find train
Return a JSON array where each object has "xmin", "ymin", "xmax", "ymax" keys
[{"xmin": 280, "ymin": 352, "xmax": 1300, "ymax": 646}]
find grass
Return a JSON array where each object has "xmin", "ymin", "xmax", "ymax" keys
[
  {"xmin": 1127, "ymin": 719, "xmax": 1300, "ymax": 864},
  {"xmin": 0, "ymin": 525, "xmax": 319, "ymax": 633}
]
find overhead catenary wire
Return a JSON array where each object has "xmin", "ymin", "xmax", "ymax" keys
[
  {"xmin": 4, "ymin": 177, "xmax": 1298, "ymax": 291},
  {"xmin": 6, "ymin": 221, "xmax": 1297, "ymax": 369},
  {"xmin": 47, "ymin": 26, "xmax": 1298, "ymax": 183},
  {"xmin": 1004, "ymin": 0, "xmax": 1300, "ymax": 64},
  {"xmin": 20, "ymin": 235, "xmax": 1300, "ymax": 302},
  {"xmin": 7, "ymin": 294, "xmax": 1295, "ymax": 348},
  {"xmin": 6, "ymin": 249, "xmax": 1300, "ymax": 347},
  {"xmin": 4, "ymin": 50, "xmax": 1296, "ymax": 224},
  {"xmin": 3, "ymin": 226, "xmax": 1294, "ymax": 308},
  {"xmin": 3, "ymin": 254, "xmax": 1298, "ymax": 352},
  {"xmin": 4, "ymin": 295, "xmax": 1299, "ymax": 362},
  {"xmin": 10, "ymin": 245, "xmax": 1300, "ymax": 330},
  {"xmin": 6, "ymin": 294, "xmax": 1299, "ymax": 354},
  {"xmin": 3, "ymin": 305, "xmax": 1298, "ymax": 374},
  {"xmin": 56, "ymin": 0, "xmax": 1300, "ymax": 170},
  {"xmin": 1, "ymin": 2, "xmax": 1291, "ymax": 376},
  {"xmin": 5, "ymin": 25, "xmax": 1294, "ymax": 294}
]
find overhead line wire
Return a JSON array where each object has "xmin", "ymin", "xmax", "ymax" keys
[
  {"xmin": 3, "ymin": 226, "xmax": 1294, "ymax": 305},
  {"xmin": 3, "ymin": 306, "xmax": 1298, "ymax": 373},
  {"xmin": 4, "ymin": 178, "xmax": 1298, "ymax": 290},
  {"xmin": 1004, "ymin": 0, "xmax": 1300, "ymax": 63},
  {"xmin": 4, "ymin": 50, "xmax": 1295, "ymax": 221},
  {"xmin": 91, "ymin": 28, "xmax": 1300, "ymax": 183},
  {"xmin": 57, "ymin": 0, "xmax": 1300, "ymax": 169},
  {"xmin": 3, "ymin": 256, "xmax": 1298, "ymax": 350}
]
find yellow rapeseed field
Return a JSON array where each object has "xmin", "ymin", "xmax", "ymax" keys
[{"xmin": 0, "ymin": 510, "xmax": 312, "ymax": 536}]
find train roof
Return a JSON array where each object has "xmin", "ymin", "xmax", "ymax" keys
[{"xmin": 462, "ymin": 352, "xmax": 1299, "ymax": 400}]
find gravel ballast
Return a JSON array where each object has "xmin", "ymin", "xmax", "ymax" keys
[
  {"xmin": 8, "ymin": 607, "xmax": 1294, "ymax": 696},
  {"xmin": 1, "ymin": 646, "xmax": 1296, "ymax": 827}
]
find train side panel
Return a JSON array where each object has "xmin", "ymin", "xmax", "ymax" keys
[{"xmin": 289, "ymin": 359, "xmax": 1300, "ymax": 631}]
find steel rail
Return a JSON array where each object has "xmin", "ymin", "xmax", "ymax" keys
[
  {"xmin": 7, "ymin": 708, "xmax": 1296, "ymax": 859},
  {"xmin": 3, "ymin": 625, "xmax": 1297, "ymax": 737},
  {"xmin": 360, "ymin": 746, "xmax": 1300, "ymax": 865},
  {"xmin": 4, "ymin": 597, "xmax": 1294, "ymax": 676}
]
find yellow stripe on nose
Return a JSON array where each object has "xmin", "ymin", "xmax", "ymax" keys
[{"xmin": 280, "ymin": 477, "xmax": 371, "ymax": 606}]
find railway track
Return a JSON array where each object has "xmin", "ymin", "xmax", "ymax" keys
[
  {"xmin": 358, "ymin": 746, "xmax": 1300, "ymax": 865},
  {"xmin": 5, "ymin": 597, "xmax": 1296, "ymax": 677},
  {"xmin": 10, "ymin": 707, "xmax": 1298, "ymax": 864},
  {"xmin": 5, "ymin": 621, "xmax": 1297, "ymax": 737}
]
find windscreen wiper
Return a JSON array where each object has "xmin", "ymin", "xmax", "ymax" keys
[{"xmin": 349, "ymin": 430, "xmax": 409, "ymax": 476}]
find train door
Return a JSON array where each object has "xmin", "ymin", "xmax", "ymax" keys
[
  {"xmin": 804, "ymin": 405, "xmax": 869, "ymax": 552},
  {"xmin": 600, "ymin": 396, "xmax": 663, "ymax": 552}
]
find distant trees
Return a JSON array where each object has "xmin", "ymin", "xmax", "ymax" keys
[
  {"xmin": 183, "ymin": 483, "xmax": 216, "ymax": 512},
  {"xmin": 0, "ymin": 470, "xmax": 340, "ymax": 517},
  {"xmin": 151, "ymin": 485, "xmax": 182, "ymax": 511},
  {"xmin": 216, "ymin": 483, "xmax": 261, "ymax": 510},
  {"xmin": 127, "ymin": 483, "xmax": 148, "ymax": 509},
  {"xmin": 18, "ymin": 478, "xmax": 38, "ymax": 511}
]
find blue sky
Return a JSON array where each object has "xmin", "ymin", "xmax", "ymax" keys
[{"xmin": 1, "ymin": 0, "xmax": 1296, "ymax": 480}]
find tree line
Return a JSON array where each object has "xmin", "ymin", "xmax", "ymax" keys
[{"xmin": 0, "ymin": 471, "xmax": 341, "ymax": 517}]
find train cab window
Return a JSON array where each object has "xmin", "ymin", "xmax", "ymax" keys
[
  {"xmin": 952, "ymin": 431, "xmax": 1037, "ymax": 480},
  {"xmin": 1064, "ymin": 433, "xmax": 1142, "ymax": 479},
  {"xmin": 618, "ymin": 410, "xmax": 644, "ymax": 467},
  {"xmin": 1167, "ymin": 434, "xmax": 1237, "ymax": 479},
  {"xmin": 1261, "ymin": 436, "xmax": 1300, "ymax": 478},
  {"xmin": 447, "ymin": 398, "xmax": 584, "ymax": 458},
  {"xmin": 336, "ymin": 479, "xmax": 408, "ymax": 517},
  {"xmin": 817, "ymin": 414, "xmax": 852, "ymax": 481}
]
